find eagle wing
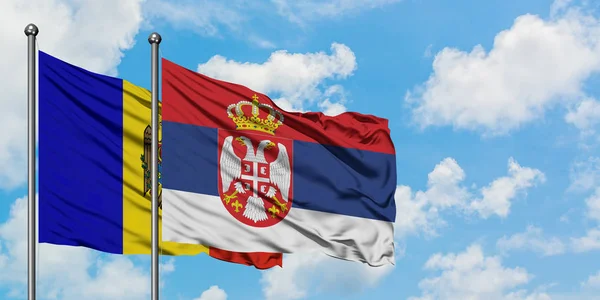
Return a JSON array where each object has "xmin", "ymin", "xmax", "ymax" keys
[
  {"xmin": 269, "ymin": 143, "xmax": 291, "ymax": 202},
  {"xmin": 220, "ymin": 136, "xmax": 242, "ymax": 192}
]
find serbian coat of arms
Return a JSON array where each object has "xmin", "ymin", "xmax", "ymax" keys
[{"xmin": 218, "ymin": 94, "xmax": 293, "ymax": 228}]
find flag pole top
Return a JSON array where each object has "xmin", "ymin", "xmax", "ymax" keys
[
  {"xmin": 24, "ymin": 24, "xmax": 39, "ymax": 36},
  {"xmin": 148, "ymin": 32, "xmax": 162, "ymax": 44}
]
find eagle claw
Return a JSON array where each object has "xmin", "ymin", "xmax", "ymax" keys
[
  {"xmin": 223, "ymin": 193, "xmax": 237, "ymax": 204},
  {"xmin": 234, "ymin": 137, "xmax": 246, "ymax": 146},
  {"xmin": 270, "ymin": 195, "xmax": 288, "ymax": 213},
  {"xmin": 277, "ymin": 202, "xmax": 287, "ymax": 212}
]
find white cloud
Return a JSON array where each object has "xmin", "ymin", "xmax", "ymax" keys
[
  {"xmin": 271, "ymin": 0, "xmax": 402, "ymax": 25},
  {"xmin": 504, "ymin": 290, "xmax": 553, "ymax": 300},
  {"xmin": 159, "ymin": 257, "xmax": 175, "ymax": 275},
  {"xmin": 248, "ymin": 35, "xmax": 278, "ymax": 49},
  {"xmin": 0, "ymin": 0, "xmax": 144, "ymax": 189},
  {"xmin": 317, "ymin": 85, "xmax": 348, "ymax": 116},
  {"xmin": 469, "ymin": 158, "xmax": 546, "ymax": 218},
  {"xmin": 406, "ymin": 4, "xmax": 600, "ymax": 135},
  {"xmin": 565, "ymin": 98, "xmax": 600, "ymax": 136},
  {"xmin": 571, "ymin": 228, "xmax": 600, "ymax": 252},
  {"xmin": 550, "ymin": 0, "xmax": 574, "ymax": 17},
  {"xmin": 585, "ymin": 188, "xmax": 600, "ymax": 222},
  {"xmin": 540, "ymin": 271, "xmax": 600, "ymax": 299},
  {"xmin": 496, "ymin": 226, "xmax": 566, "ymax": 256},
  {"xmin": 395, "ymin": 157, "xmax": 544, "ymax": 238},
  {"xmin": 409, "ymin": 244, "xmax": 549, "ymax": 300},
  {"xmin": 260, "ymin": 251, "xmax": 393, "ymax": 300},
  {"xmin": 160, "ymin": 258, "xmax": 176, "ymax": 274},
  {"xmin": 393, "ymin": 158, "xmax": 468, "ymax": 238},
  {"xmin": 569, "ymin": 157, "xmax": 600, "ymax": 192},
  {"xmin": 581, "ymin": 270, "xmax": 600, "ymax": 289},
  {"xmin": 318, "ymin": 99, "xmax": 347, "ymax": 116},
  {"xmin": 0, "ymin": 196, "xmax": 152, "ymax": 299},
  {"xmin": 144, "ymin": 0, "xmax": 280, "ymax": 49},
  {"xmin": 144, "ymin": 0, "xmax": 401, "ymax": 47},
  {"xmin": 423, "ymin": 44, "xmax": 434, "ymax": 58},
  {"xmin": 157, "ymin": 257, "xmax": 176, "ymax": 288},
  {"xmin": 571, "ymin": 187, "xmax": 600, "ymax": 253},
  {"xmin": 197, "ymin": 43, "xmax": 356, "ymax": 113},
  {"xmin": 421, "ymin": 157, "xmax": 471, "ymax": 209},
  {"xmin": 194, "ymin": 285, "xmax": 228, "ymax": 300},
  {"xmin": 144, "ymin": 0, "xmax": 245, "ymax": 37}
]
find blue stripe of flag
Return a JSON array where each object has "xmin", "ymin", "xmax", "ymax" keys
[{"xmin": 38, "ymin": 51, "xmax": 125, "ymax": 253}]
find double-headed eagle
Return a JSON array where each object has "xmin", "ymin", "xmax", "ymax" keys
[{"xmin": 220, "ymin": 136, "xmax": 291, "ymax": 223}]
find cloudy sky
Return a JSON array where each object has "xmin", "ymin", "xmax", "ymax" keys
[{"xmin": 1, "ymin": 0, "xmax": 600, "ymax": 299}]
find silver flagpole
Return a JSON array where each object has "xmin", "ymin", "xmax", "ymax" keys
[
  {"xmin": 24, "ymin": 23, "xmax": 38, "ymax": 300},
  {"xmin": 148, "ymin": 32, "xmax": 162, "ymax": 300}
]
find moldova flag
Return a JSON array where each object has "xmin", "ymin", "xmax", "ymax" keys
[
  {"xmin": 161, "ymin": 59, "xmax": 397, "ymax": 266},
  {"xmin": 38, "ymin": 51, "xmax": 282, "ymax": 269}
]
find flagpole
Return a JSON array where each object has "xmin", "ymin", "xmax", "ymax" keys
[
  {"xmin": 149, "ymin": 32, "xmax": 162, "ymax": 300},
  {"xmin": 24, "ymin": 23, "xmax": 38, "ymax": 300}
]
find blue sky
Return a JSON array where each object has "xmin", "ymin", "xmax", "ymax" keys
[{"xmin": 1, "ymin": 0, "xmax": 600, "ymax": 299}]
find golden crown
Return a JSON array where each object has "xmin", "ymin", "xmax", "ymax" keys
[{"xmin": 226, "ymin": 94, "xmax": 284, "ymax": 135}]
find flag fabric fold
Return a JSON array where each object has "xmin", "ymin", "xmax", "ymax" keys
[
  {"xmin": 160, "ymin": 58, "xmax": 397, "ymax": 266},
  {"xmin": 38, "ymin": 51, "xmax": 282, "ymax": 269}
]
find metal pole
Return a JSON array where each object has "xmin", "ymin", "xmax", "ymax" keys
[
  {"xmin": 24, "ymin": 23, "xmax": 38, "ymax": 300},
  {"xmin": 148, "ymin": 32, "xmax": 162, "ymax": 300}
]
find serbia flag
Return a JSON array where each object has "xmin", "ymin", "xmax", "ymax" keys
[{"xmin": 161, "ymin": 58, "xmax": 397, "ymax": 266}]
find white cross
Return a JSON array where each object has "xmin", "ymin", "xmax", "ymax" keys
[{"xmin": 241, "ymin": 161, "xmax": 269, "ymax": 197}]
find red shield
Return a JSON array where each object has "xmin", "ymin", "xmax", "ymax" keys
[{"xmin": 217, "ymin": 129, "xmax": 294, "ymax": 228}]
